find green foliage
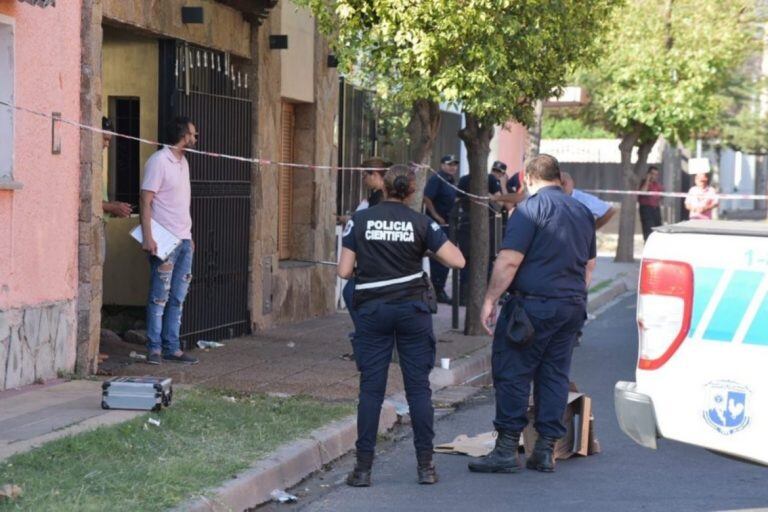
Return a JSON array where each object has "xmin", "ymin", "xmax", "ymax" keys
[
  {"xmin": 0, "ymin": 389, "xmax": 352, "ymax": 512},
  {"xmin": 296, "ymin": 0, "xmax": 619, "ymax": 126},
  {"xmin": 584, "ymin": 0, "xmax": 759, "ymax": 143},
  {"xmin": 542, "ymin": 114, "xmax": 613, "ymax": 139}
]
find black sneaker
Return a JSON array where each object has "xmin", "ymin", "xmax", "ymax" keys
[
  {"xmin": 147, "ymin": 353, "xmax": 162, "ymax": 365},
  {"xmin": 436, "ymin": 289, "xmax": 451, "ymax": 304},
  {"xmin": 163, "ymin": 352, "xmax": 199, "ymax": 365}
]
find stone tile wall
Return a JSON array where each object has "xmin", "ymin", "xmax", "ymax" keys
[{"xmin": 0, "ymin": 300, "xmax": 76, "ymax": 390}]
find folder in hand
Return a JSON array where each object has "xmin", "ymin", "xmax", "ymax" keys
[{"xmin": 130, "ymin": 220, "xmax": 181, "ymax": 261}]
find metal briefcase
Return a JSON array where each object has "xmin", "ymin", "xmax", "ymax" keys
[{"xmin": 101, "ymin": 376, "xmax": 173, "ymax": 412}]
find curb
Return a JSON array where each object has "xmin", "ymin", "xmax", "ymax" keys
[
  {"xmin": 587, "ymin": 278, "xmax": 630, "ymax": 315},
  {"xmin": 178, "ymin": 399, "xmax": 399, "ymax": 512},
  {"xmin": 178, "ymin": 279, "xmax": 634, "ymax": 511}
]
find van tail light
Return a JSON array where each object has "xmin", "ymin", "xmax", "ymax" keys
[{"xmin": 637, "ymin": 259, "xmax": 694, "ymax": 370}]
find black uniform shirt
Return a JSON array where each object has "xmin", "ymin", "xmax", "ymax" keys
[
  {"xmin": 342, "ymin": 201, "xmax": 449, "ymax": 304},
  {"xmin": 506, "ymin": 173, "xmax": 522, "ymax": 193},
  {"xmin": 424, "ymin": 171, "xmax": 458, "ymax": 222},
  {"xmin": 501, "ymin": 185, "xmax": 596, "ymax": 299}
]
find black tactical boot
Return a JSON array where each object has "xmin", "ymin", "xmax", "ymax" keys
[
  {"xmin": 346, "ymin": 451, "xmax": 374, "ymax": 487},
  {"xmin": 467, "ymin": 430, "xmax": 522, "ymax": 473},
  {"xmin": 416, "ymin": 450, "xmax": 438, "ymax": 485},
  {"xmin": 526, "ymin": 435, "xmax": 557, "ymax": 472}
]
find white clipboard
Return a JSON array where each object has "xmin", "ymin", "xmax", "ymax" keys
[{"xmin": 130, "ymin": 220, "xmax": 182, "ymax": 261}]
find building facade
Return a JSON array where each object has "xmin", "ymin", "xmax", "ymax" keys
[
  {"xmin": 0, "ymin": 0, "xmax": 82, "ymax": 389},
  {"xmin": 1, "ymin": 0, "xmax": 341, "ymax": 390}
]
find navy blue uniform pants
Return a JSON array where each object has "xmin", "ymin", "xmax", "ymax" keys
[
  {"xmin": 429, "ymin": 226, "xmax": 450, "ymax": 291},
  {"xmin": 354, "ymin": 299, "xmax": 436, "ymax": 454},
  {"xmin": 492, "ymin": 296, "xmax": 586, "ymax": 438},
  {"xmin": 342, "ymin": 278, "xmax": 359, "ymax": 336}
]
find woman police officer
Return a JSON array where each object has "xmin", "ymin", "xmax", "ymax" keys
[{"xmin": 338, "ymin": 164, "xmax": 465, "ymax": 486}]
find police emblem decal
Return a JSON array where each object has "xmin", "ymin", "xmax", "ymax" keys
[
  {"xmin": 343, "ymin": 220, "xmax": 354, "ymax": 237},
  {"xmin": 702, "ymin": 380, "xmax": 751, "ymax": 435}
]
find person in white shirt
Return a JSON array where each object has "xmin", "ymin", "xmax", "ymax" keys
[
  {"xmin": 560, "ymin": 172, "xmax": 616, "ymax": 230},
  {"xmin": 685, "ymin": 173, "xmax": 719, "ymax": 220}
]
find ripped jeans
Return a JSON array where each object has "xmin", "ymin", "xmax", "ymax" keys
[{"xmin": 146, "ymin": 239, "xmax": 193, "ymax": 355}]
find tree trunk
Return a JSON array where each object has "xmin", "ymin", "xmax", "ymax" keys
[
  {"xmin": 458, "ymin": 113, "xmax": 495, "ymax": 336},
  {"xmin": 525, "ymin": 100, "xmax": 544, "ymax": 161},
  {"xmin": 406, "ymin": 99, "xmax": 441, "ymax": 211},
  {"xmin": 616, "ymin": 131, "xmax": 654, "ymax": 262}
]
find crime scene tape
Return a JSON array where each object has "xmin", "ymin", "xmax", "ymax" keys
[{"xmin": 3, "ymin": 100, "xmax": 767, "ymax": 203}]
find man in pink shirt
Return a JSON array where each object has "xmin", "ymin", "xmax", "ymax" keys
[
  {"xmin": 140, "ymin": 117, "xmax": 198, "ymax": 365},
  {"xmin": 685, "ymin": 173, "xmax": 719, "ymax": 220}
]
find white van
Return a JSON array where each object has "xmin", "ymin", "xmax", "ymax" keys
[{"xmin": 615, "ymin": 220, "xmax": 768, "ymax": 466}]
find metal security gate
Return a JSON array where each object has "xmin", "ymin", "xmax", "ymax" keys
[{"xmin": 159, "ymin": 40, "xmax": 252, "ymax": 348}]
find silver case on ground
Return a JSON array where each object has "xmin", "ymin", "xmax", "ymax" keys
[{"xmin": 101, "ymin": 377, "xmax": 173, "ymax": 412}]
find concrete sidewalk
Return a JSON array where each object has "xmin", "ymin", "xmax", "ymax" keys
[{"xmin": 0, "ymin": 379, "xmax": 143, "ymax": 462}]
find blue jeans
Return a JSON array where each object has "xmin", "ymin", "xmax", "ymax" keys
[
  {"xmin": 354, "ymin": 299, "xmax": 436, "ymax": 454},
  {"xmin": 491, "ymin": 296, "xmax": 586, "ymax": 438},
  {"xmin": 146, "ymin": 240, "xmax": 193, "ymax": 355}
]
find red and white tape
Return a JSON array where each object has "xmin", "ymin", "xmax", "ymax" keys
[
  {"xmin": 3, "ymin": 100, "xmax": 767, "ymax": 203},
  {"xmin": 583, "ymin": 189, "xmax": 768, "ymax": 201}
]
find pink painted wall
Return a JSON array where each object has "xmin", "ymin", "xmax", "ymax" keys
[
  {"xmin": 0, "ymin": 1, "xmax": 82, "ymax": 309},
  {"xmin": 497, "ymin": 121, "xmax": 528, "ymax": 181}
]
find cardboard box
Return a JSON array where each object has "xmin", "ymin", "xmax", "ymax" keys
[{"xmin": 522, "ymin": 392, "xmax": 594, "ymax": 460}]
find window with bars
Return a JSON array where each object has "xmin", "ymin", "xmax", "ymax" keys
[{"xmin": 278, "ymin": 102, "xmax": 295, "ymax": 260}]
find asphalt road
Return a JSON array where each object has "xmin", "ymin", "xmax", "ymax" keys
[{"xmin": 277, "ymin": 294, "xmax": 768, "ymax": 512}]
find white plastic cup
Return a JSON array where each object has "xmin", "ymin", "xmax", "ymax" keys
[{"xmin": 440, "ymin": 357, "xmax": 451, "ymax": 370}]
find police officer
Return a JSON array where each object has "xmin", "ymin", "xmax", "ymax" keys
[
  {"xmin": 423, "ymin": 154, "xmax": 460, "ymax": 303},
  {"xmin": 338, "ymin": 164, "xmax": 465, "ymax": 486},
  {"xmin": 468, "ymin": 154, "xmax": 596, "ymax": 474}
]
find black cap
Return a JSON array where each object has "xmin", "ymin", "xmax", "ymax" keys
[
  {"xmin": 441, "ymin": 154, "xmax": 459, "ymax": 164},
  {"xmin": 491, "ymin": 160, "xmax": 507, "ymax": 172}
]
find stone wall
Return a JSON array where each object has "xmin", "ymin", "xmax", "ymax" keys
[
  {"xmin": 0, "ymin": 300, "xmax": 76, "ymax": 390},
  {"xmin": 251, "ymin": 11, "xmax": 339, "ymax": 330}
]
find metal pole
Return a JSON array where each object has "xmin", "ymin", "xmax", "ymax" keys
[{"xmin": 450, "ymin": 208, "xmax": 460, "ymax": 330}]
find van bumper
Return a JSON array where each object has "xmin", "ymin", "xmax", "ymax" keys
[{"xmin": 614, "ymin": 381, "xmax": 659, "ymax": 449}]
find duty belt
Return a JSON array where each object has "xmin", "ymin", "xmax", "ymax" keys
[{"xmin": 355, "ymin": 272, "xmax": 424, "ymax": 290}]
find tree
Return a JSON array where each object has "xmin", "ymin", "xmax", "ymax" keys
[
  {"xmin": 583, "ymin": 0, "xmax": 757, "ymax": 261},
  {"xmin": 298, "ymin": 0, "xmax": 617, "ymax": 334}
]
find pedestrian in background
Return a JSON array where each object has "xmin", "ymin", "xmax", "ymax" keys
[
  {"xmin": 638, "ymin": 165, "xmax": 663, "ymax": 240},
  {"xmin": 339, "ymin": 164, "xmax": 465, "ymax": 486},
  {"xmin": 423, "ymin": 154, "xmax": 460, "ymax": 303},
  {"xmin": 685, "ymin": 173, "xmax": 719, "ymax": 220},
  {"xmin": 560, "ymin": 171, "xmax": 616, "ymax": 230},
  {"xmin": 469, "ymin": 154, "xmax": 595, "ymax": 475},
  {"xmin": 140, "ymin": 116, "xmax": 199, "ymax": 366}
]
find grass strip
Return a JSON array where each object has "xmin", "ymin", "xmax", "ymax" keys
[
  {"xmin": 0, "ymin": 388, "xmax": 353, "ymax": 512},
  {"xmin": 588, "ymin": 279, "xmax": 613, "ymax": 295}
]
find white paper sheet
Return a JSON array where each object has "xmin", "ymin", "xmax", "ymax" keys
[{"xmin": 130, "ymin": 219, "xmax": 182, "ymax": 261}]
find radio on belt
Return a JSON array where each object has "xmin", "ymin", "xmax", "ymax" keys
[{"xmin": 101, "ymin": 376, "xmax": 173, "ymax": 412}]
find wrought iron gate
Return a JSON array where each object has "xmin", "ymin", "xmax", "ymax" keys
[{"xmin": 159, "ymin": 40, "xmax": 252, "ymax": 348}]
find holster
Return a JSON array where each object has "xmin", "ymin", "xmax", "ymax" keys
[
  {"xmin": 504, "ymin": 297, "xmax": 535, "ymax": 347},
  {"xmin": 421, "ymin": 273, "xmax": 438, "ymax": 314}
]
